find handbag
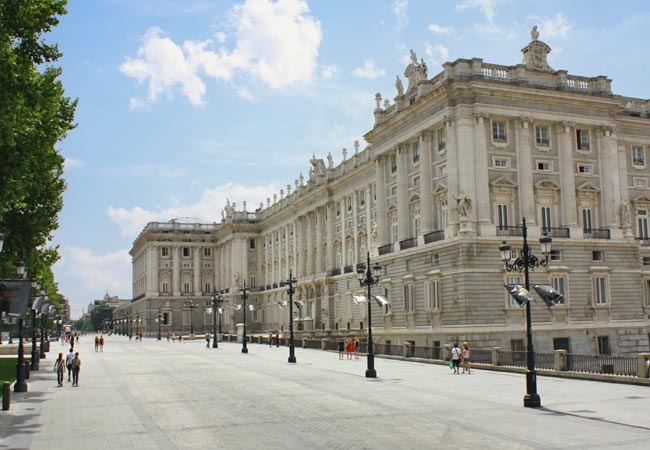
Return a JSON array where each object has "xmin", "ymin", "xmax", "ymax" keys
[{"xmin": 449, "ymin": 360, "xmax": 454, "ymax": 369}]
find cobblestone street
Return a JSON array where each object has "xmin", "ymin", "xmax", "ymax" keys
[{"xmin": 2, "ymin": 336, "xmax": 649, "ymax": 449}]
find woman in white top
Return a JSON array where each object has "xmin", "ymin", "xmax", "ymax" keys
[{"xmin": 462, "ymin": 342, "xmax": 471, "ymax": 374}]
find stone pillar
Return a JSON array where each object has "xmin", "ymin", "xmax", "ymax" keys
[
  {"xmin": 419, "ymin": 133, "xmax": 434, "ymax": 235},
  {"xmin": 516, "ymin": 118, "xmax": 536, "ymax": 227},
  {"xmin": 396, "ymin": 146, "xmax": 409, "ymax": 241},
  {"xmin": 327, "ymin": 202, "xmax": 335, "ymax": 270},
  {"xmin": 456, "ymin": 113, "xmax": 478, "ymax": 237},
  {"xmin": 194, "ymin": 245, "xmax": 201, "ymax": 295},
  {"xmin": 375, "ymin": 157, "xmax": 388, "ymax": 245},
  {"xmin": 172, "ymin": 244, "xmax": 181, "ymax": 296},
  {"xmin": 617, "ymin": 143, "xmax": 632, "ymax": 238},
  {"xmin": 446, "ymin": 117, "xmax": 459, "ymax": 236},
  {"xmin": 148, "ymin": 245, "xmax": 159, "ymax": 296},
  {"xmin": 214, "ymin": 245, "xmax": 221, "ymax": 291},
  {"xmin": 474, "ymin": 114, "xmax": 491, "ymax": 234},
  {"xmin": 492, "ymin": 347, "xmax": 501, "ymax": 366},
  {"xmin": 365, "ymin": 186, "xmax": 373, "ymax": 249},
  {"xmin": 636, "ymin": 353, "xmax": 650, "ymax": 379},
  {"xmin": 285, "ymin": 225, "xmax": 291, "ymax": 278},
  {"xmin": 241, "ymin": 239, "xmax": 249, "ymax": 284},
  {"xmin": 557, "ymin": 122, "xmax": 579, "ymax": 230},
  {"xmin": 316, "ymin": 207, "xmax": 323, "ymax": 273},
  {"xmin": 340, "ymin": 203, "xmax": 347, "ymax": 265},
  {"xmin": 352, "ymin": 192, "xmax": 359, "ymax": 264},
  {"xmin": 598, "ymin": 126, "xmax": 621, "ymax": 233},
  {"xmin": 306, "ymin": 212, "xmax": 313, "ymax": 275},
  {"xmin": 554, "ymin": 349, "xmax": 568, "ymax": 371},
  {"xmin": 296, "ymin": 218, "xmax": 303, "ymax": 277}
]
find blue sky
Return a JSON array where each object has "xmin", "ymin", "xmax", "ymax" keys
[{"xmin": 49, "ymin": 0, "xmax": 650, "ymax": 318}]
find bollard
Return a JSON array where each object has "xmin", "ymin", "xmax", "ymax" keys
[
  {"xmin": 554, "ymin": 349, "xmax": 568, "ymax": 371},
  {"xmin": 24, "ymin": 362, "xmax": 30, "ymax": 380},
  {"xmin": 637, "ymin": 353, "xmax": 650, "ymax": 379},
  {"xmin": 492, "ymin": 347, "xmax": 501, "ymax": 366},
  {"xmin": 2, "ymin": 382, "xmax": 10, "ymax": 411}
]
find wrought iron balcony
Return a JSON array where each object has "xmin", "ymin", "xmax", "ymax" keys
[
  {"xmin": 496, "ymin": 225, "xmax": 524, "ymax": 237},
  {"xmin": 583, "ymin": 228, "xmax": 610, "ymax": 240},
  {"xmin": 424, "ymin": 230, "xmax": 444, "ymax": 244},
  {"xmin": 399, "ymin": 238, "xmax": 418, "ymax": 250},
  {"xmin": 378, "ymin": 244, "xmax": 394, "ymax": 255},
  {"xmin": 542, "ymin": 227, "xmax": 570, "ymax": 239}
]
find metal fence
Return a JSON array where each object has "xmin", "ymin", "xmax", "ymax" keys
[{"xmin": 567, "ymin": 353, "xmax": 637, "ymax": 376}]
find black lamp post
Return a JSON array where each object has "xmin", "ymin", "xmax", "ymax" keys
[
  {"xmin": 129, "ymin": 313, "xmax": 133, "ymax": 337},
  {"xmin": 135, "ymin": 313, "xmax": 140, "ymax": 336},
  {"xmin": 39, "ymin": 303, "xmax": 50, "ymax": 358},
  {"xmin": 14, "ymin": 260, "xmax": 29, "ymax": 392},
  {"xmin": 157, "ymin": 312, "xmax": 162, "ymax": 340},
  {"xmin": 184, "ymin": 301, "xmax": 195, "ymax": 335},
  {"xmin": 356, "ymin": 252, "xmax": 382, "ymax": 378},
  {"xmin": 240, "ymin": 282, "xmax": 249, "ymax": 354},
  {"xmin": 285, "ymin": 270, "xmax": 297, "ymax": 363},
  {"xmin": 499, "ymin": 217, "xmax": 553, "ymax": 408},
  {"xmin": 30, "ymin": 296, "xmax": 42, "ymax": 371},
  {"xmin": 211, "ymin": 290, "xmax": 223, "ymax": 348}
]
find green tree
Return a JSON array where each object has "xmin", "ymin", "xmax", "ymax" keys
[
  {"xmin": 0, "ymin": 0, "xmax": 77, "ymax": 309},
  {"xmin": 90, "ymin": 306, "xmax": 113, "ymax": 332}
]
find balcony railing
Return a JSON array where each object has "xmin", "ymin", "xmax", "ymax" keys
[
  {"xmin": 635, "ymin": 237, "xmax": 650, "ymax": 246},
  {"xmin": 583, "ymin": 228, "xmax": 611, "ymax": 240},
  {"xmin": 343, "ymin": 265, "xmax": 354, "ymax": 274},
  {"xmin": 330, "ymin": 268, "xmax": 341, "ymax": 276},
  {"xmin": 424, "ymin": 230, "xmax": 444, "ymax": 244},
  {"xmin": 496, "ymin": 226, "xmax": 523, "ymax": 237},
  {"xmin": 378, "ymin": 244, "xmax": 394, "ymax": 255},
  {"xmin": 399, "ymin": 238, "xmax": 418, "ymax": 250},
  {"xmin": 542, "ymin": 227, "xmax": 570, "ymax": 239}
]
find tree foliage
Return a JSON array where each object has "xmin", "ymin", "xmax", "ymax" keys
[{"xmin": 0, "ymin": 0, "xmax": 76, "ymax": 311}]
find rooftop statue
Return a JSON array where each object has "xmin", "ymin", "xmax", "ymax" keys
[{"xmin": 403, "ymin": 49, "xmax": 428, "ymax": 91}]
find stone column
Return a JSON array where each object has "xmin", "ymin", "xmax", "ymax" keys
[
  {"xmin": 456, "ymin": 113, "xmax": 478, "ymax": 236},
  {"xmin": 598, "ymin": 126, "xmax": 621, "ymax": 233},
  {"xmin": 446, "ymin": 117, "xmax": 459, "ymax": 236},
  {"xmin": 474, "ymin": 114, "xmax": 491, "ymax": 234},
  {"xmin": 172, "ymin": 244, "xmax": 181, "ymax": 296},
  {"xmin": 375, "ymin": 157, "xmax": 388, "ymax": 245},
  {"xmin": 306, "ymin": 212, "xmax": 313, "ymax": 275},
  {"xmin": 419, "ymin": 133, "xmax": 434, "ymax": 235},
  {"xmin": 516, "ymin": 118, "xmax": 536, "ymax": 227},
  {"xmin": 316, "ymin": 207, "xmax": 323, "ymax": 273},
  {"xmin": 194, "ymin": 245, "xmax": 201, "ymax": 295},
  {"xmin": 296, "ymin": 217, "xmax": 303, "ymax": 277},
  {"xmin": 340, "ymin": 202, "xmax": 347, "ymax": 266},
  {"xmin": 557, "ymin": 122, "xmax": 579, "ymax": 232},
  {"xmin": 241, "ymin": 239, "xmax": 249, "ymax": 283},
  {"xmin": 326, "ymin": 202, "xmax": 335, "ymax": 270},
  {"xmin": 214, "ymin": 245, "xmax": 221, "ymax": 291},
  {"xmin": 396, "ymin": 146, "xmax": 409, "ymax": 241},
  {"xmin": 148, "ymin": 245, "xmax": 159, "ymax": 296},
  {"xmin": 365, "ymin": 186, "xmax": 373, "ymax": 249},
  {"xmin": 352, "ymin": 192, "xmax": 359, "ymax": 264}
]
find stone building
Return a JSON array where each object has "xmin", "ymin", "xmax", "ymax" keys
[{"xmin": 115, "ymin": 29, "xmax": 650, "ymax": 355}]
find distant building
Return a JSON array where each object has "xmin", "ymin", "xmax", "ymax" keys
[{"xmin": 116, "ymin": 29, "xmax": 650, "ymax": 355}]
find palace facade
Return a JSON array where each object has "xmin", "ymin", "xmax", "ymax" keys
[{"xmin": 116, "ymin": 30, "xmax": 650, "ymax": 355}]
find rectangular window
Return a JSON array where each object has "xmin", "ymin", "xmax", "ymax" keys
[
  {"xmin": 497, "ymin": 204, "xmax": 509, "ymax": 228},
  {"xmin": 249, "ymin": 276, "xmax": 256, "ymax": 288},
  {"xmin": 412, "ymin": 176, "xmax": 420, "ymax": 187},
  {"xmin": 582, "ymin": 208, "xmax": 593, "ymax": 231},
  {"xmin": 162, "ymin": 282, "xmax": 169, "ymax": 293},
  {"xmin": 506, "ymin": 275, "xmax": 523, "ymax": 307},
  {"xmin": 390, "ymin": 154, "xmax": 397, "ymax": 174},
  {"xmin": 161, "ymin": 247, "xmax": 170, "ymax": 257},
  {"xmin": 536, "ymin": 161, "xmax": 552, "ymax": 172},
  {"xmin": 540, "ymin": 206, "xmax": 552, "ymax": 230},
  {"xmin": 249, "ymin": 239, "xmax": 256, "ymax": 249},
  {"xmin": 427, "ymin": 280, "xmax": 440, "ymax": 310},
  {"xmin": 336, "ymin": 202, "xmax": 341, "ymax": 217},
  {"xmin": 597, "ymin": 336, "xmax": 611, "ymax": 355},
  {"xmin": 511, "ymin": 339, "xmax": 524, "ymax": 352},
  {"xmin": 440, "ymin": 200, "xmax": 448, "ymax": 230},
  {"xmin": 162, "ymin": 312, "xmax": 170, "ymax": 325},
  {"xmin": 403, "ymin": 284, "xmax": 414, "ymax": 312},
  {"xmin": 576, "ymin": 129, "xmax": 590, "ymax": 151},
  {"xmin": 359, "ymin": 191, "xmax": 365, "ymax": 207},
  {"xmin": 550, "ymin": 250, "xmax": 562, "ymax": 261},
  {"xmin": 592, "ymin": 250, "xmax": 604, "ymax": 261},
  {"xmin": 594, "ymin": 276, "xmax": 608, "ymax": 305},
  {"xmin": 183, "ymin": 282, "xmax": 191, "ymax": 293},
  {"xmin": 633, "ymin": 146, "xmax": 645, "ymax": 166},
  {"xmin": 551, "ymin": 276, "xmax": 567, "ymax": 304},
  {"xmin": 553, "ymin": 337, "xmax": 570, "ymax": 352},
  {"xmin": 412, "ymin": 142, "xmax": 420, "ymax": 163},
  {"xmin": 346, "ymin": 196, "xmax": 352, "ymax": 212},
  {"xmin": 390, "ymin": 213, "xmax": 398, "ymax": 244},
  {"xmin": 437, "ymin": 128, "xmax": 446, "ymax": 151},
  {"xmin": 646, "ymin": 280, "xmax": 650, "ymax": 306},
  {"xmin": 492, "ymin": 121, "xmax": 507, "ymax": 142},
  {"xmin": 204, "ymin": 282, "xmax": 211, "ymax": 293},
  {"xmin": 182, "ymin": 247, "xmax": 191, "ymax": 257},
  {"xmin": 638, "ymin": 209, "xmax": 649, "ymax": 239},
  {"xmin": 577, "ymin": 164, "xmax": 592, "ymax": 174},
  {"xmin": 535, "ymin": 125, "xmax": 550, "ymax": 146},
  {"xmin": 203, "ymin": 248, "xmax": 211, "ymax": 257},
  {"xmin": 643, "ymin": 257, "xmax": 650, "ymax": 266},
  {"xmin": 494, "ymin": 158, "xmax": 509, "ymax": 168}
]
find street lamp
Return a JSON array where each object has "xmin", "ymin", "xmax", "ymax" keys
[
  {"xmin": 211, "ymin": 290, "xmax": 224, "ymax": 348},
  {"xmin": 284, "ymin": 270, "xmax": 297, "ymax": 363},
  {"xmin": 30, "ymin": 294, "xmax": 44, "ymax": 371},
  {"xmin": 135, "ymin": 313, "xmax": 140, "ymax": 336},
  {"xmin": 356, "ymin": 252, "xmax": 382, "ymax": 378},
  {"xmin": 13, "ymin": 260, "xmax": 31, "ymax": 392},
  {"xmin": 39, "ymin": 303, "xmax": 50, "ymax": 358},
  {"xmin": 157, "ymin": 311, "xmax": 162, "ymax": 340},
  {"xmin": 499, "ymin": 217, "xmax": 561, "ymax": 408},
  {"xmin": 184, "ymin": 301, "xmax": 195, "ymax": 335},
  {"xmin": 240, "ymin": 282, "xmax": 249, "ymax": 354}
]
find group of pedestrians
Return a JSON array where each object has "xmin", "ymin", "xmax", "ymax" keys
[
  {"xmin": 94, "ymin": 335, "xmax": 105, "ymax": 352},
  {"xmin": 53, "ymin": 348, "xmax": 81, "ymax": 386},
  {"xmin": 268, "ymin": 333, "xmax": 280, "ymax": 347},
  {"xmin": 337, "ymin": 338, "xmax": 360, "ymax": 360},
  {"xmin": 450, "ymin": 342, "xmax": 472, "ymax": 374}
]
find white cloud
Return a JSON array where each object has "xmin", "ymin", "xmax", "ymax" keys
[
  {"xmin": 128, "ymin": 97, "xmax": 150, "ymax": 111},
  {"xmin": 320, "ymin": 64, "xmax": 337, "ymax": 80},
  {"xmin": 107, "ymin": 182, "xmax": 280, "ymax": 237},
  {"xmin": 533, "ymin": 13, "xmax": 572, "ymax": 40},
  {"xmin": 425, "ymin": 43, "xmax": 449, "ymax": 65},
  {"xmin": 120, "ymin": 0, "xmax": 322, "ymax": 107},
  {"xmin": 393, "ymin": 0, "xmax": 408, "ymax": 29},
  {"xmin": 455, "ymin": 0, "xmax": 501, "ymax": 24},
  {"xmin": 428, "ymin": 23, "xmax": 455, "ymax": 35},
  {"xmin": 57, "ymin": 246, "xmax": 132, "ymax": 297},
  {"xmin": 63, "ymin": 157, "xmax": 84, "ymax": 170},
  {"xmin": 352, "ymin": 59, "xmax": 386, "ymax": 79}
]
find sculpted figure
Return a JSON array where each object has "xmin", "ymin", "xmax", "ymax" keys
[
  {"xmin": 455, "ymin": 192, "xmax": 472, "ymax": 218},
  {"xmin": 621, "ymin": 201, "xmax": 632, "ymax": 226},
  {"xmin": 531, "ymin": 25, "xmax": 539, "ymax": 41},
  {"xmin": 395, "ymin": 75, "xmax": 404, "ymax": 96},
  {"xmin": 327, "ymin": 152, "xmax": 334, "ymax": 169}
]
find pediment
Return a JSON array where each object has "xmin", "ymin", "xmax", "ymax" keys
[
  {"xmin": 535, "ymin": 179, "xmax": 561, "ymax": 190},
  {"xmin": 576, "ymin": 181, "xmax": 600, "ymax": 192},
  {"xmin": 632, "ymin": 194, "xmax": 650, "ymax": 203},
  {"xmin": 491, "ymin": 176, "xmax": 518, "ymax": 188},
  {"xmin": 409, "ymin": 194, "xmax": 421, "ymax": 203},
  {"xmin": 433, "ymin": 183, "xmax": 447, "ymax": 194}
]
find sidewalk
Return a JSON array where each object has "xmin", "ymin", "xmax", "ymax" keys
[{"xmin": 1, "ymin": 336, "xmax": 649, "ymax": 449}]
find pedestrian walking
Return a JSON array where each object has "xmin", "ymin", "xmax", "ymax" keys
[
  {"xmin": 451, "ymin": 342, "xmax": 462, "ymax": 374},
  {"xmin": 205, "ymin": 331, "xmax": 211, "ymax": 348},
  {"xmin": 275, "ymin": 332, "xmax": 280, "ymax": 348},
  {"xmin": 65, "ymin": 348, "xmax": 75, "ymax": 382},
  {"xmin": 269, "ymin": 333, "xmax": 273, "ymax": 347},
  {"xmin": 167, "ymin": 332, "xmax": 171, "ymax": 343},
  {"xmin": 462, "ymin": 342, "xmax": 471, "ymax": 374},
  {"xmin": 178, "ymin": 334, "xmax": 182, "ymax": 343},
  {"xmin": 71, "ymin": 352, "xmax": 81, "ymax": 386},
  {"xmin": 338, "ymin": 340, "xmax": 344, "ymax": 360},
  {"xmin": 354, "ymin": 338, "xmax": 360, "ymax": 360},
  {"xmin": 139, "ymin": 331, "xmax": 143, "ymax": 341},
  {"xmin": 53, "ymin": 353, "xmax": 64, "ymax": 387},
  {"xmin": 99, "ymin": 335, "xmax": 104, "ymax": 352},
  {"xmin": 171, "ymin": 333, "xmax": 175, "ymax": 343},
  {"xmin": 94, "ymin": 335, "xmax": 99, "ymax": 352},
  {"xmin": 346, "ymin": 339, "xmax": 354, "ymax": 360}
]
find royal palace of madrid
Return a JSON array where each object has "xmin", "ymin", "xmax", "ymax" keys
[{"xmin": 116, "ymin": 28, "xmax": 650, "ymax": 355}]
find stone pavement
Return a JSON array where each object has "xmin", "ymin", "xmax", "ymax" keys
[{"xmin": 1, "ymin": 335, "xmax": 649, "ymax": 450}]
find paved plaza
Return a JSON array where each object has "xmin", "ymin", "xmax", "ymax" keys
[{"xmin": 1, "ymin": 336, "xmax": 649, "ymax": 449}]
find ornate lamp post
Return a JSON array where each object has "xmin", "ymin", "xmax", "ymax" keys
[
  {"xmin": 184, "ymin": 301, "xmax": 195, "ymax": 335},
  {"xmin": 240, "ymin": 282, "xmax": 249, "ymax": 354},
  {"xmin": 39, "ymin": 303, "xmax": 50, "ymax": 358},
  {"xmin": 285, "ymin": 270, "xmax": 297, "ymax": 363},
  {"xmin": 14, "ymin": 260, "xmax": 29, "ymax": 392},
  {"xmin": 356, "ymin": 252, "xmax": 382, "ymax": 378},
  {"xmin": 30, "ymin": 294, "xmax": 43, "ymax": 371},
  {"xmin": 211, "ymin": 290, "xmax": 224, "ymax": 348},
  {"xmin": 157, "ymin": 311, "xmax": 162, "ymax": 340},
  {"xmin": 499, "ymin": 217, "xmax": 553, "ymax": 408},
  {"xmin": 135, "ymin": 313, "xmax": 140, "ymax": 336}
]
